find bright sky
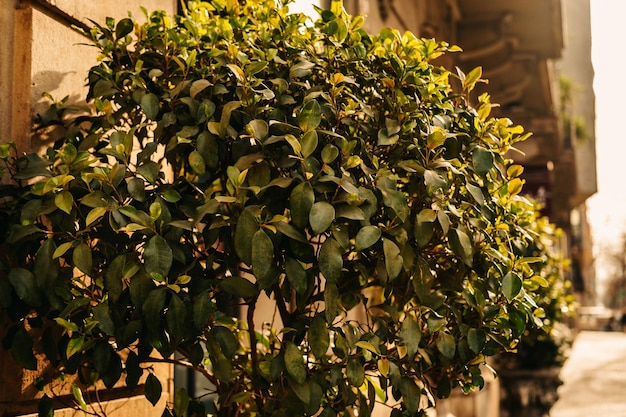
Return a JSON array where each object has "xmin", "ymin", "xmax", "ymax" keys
[{"xmin": 586, "ymin": 0, "xmax": 626, "ymax": 293}]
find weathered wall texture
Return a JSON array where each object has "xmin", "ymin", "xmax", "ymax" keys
[{"xmin": 1, "ymin": 2, "xmax": 176, "ymax": 415}]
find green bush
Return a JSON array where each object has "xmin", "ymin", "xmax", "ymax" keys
[{"xmin": 0, "ymin": 1, "xmax": 563, "ymax": 416}]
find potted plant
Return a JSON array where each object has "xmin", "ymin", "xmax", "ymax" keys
[
  {"xmin": 494, "ymin": 208, "xmax": 575, "ymax": 417},
  {"xmin": 0, "ymin": 1, "xmax": 561, "ymax": 416}
]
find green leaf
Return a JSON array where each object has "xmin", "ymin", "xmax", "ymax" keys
[
  {"xmin": 321, "ymin": 144, "xmax": 339, "ymax": 163},
  {"xmin": 220, "ymin": 276, "xmax": 258, "ymax": 299},
  {"xmin": 298, "ymin": 100, "xmax": 322, "ymax": 132},
  {"xmin": 93, "ymin": 302, "xmax": 115, "ymax": 335},
  {"xmin": 319, "ymin": 237, "xmax": 343, "ymax": 283},
  {"xmin": 66, "ymin": 335, "xmax": 84, "ymax": 359},
  {"xmin": 347, "ymin": 359, "xmax": 365, "ymax": 388},
  {"xmin": 251, "ymin": 229, "xmax": 274, "ymax": 280},
  {"xmin": 8, "ymin": 267, "xmax": 40, "ymax": 307},
  {"xmin": 142, "ymin": 288, "xmax": 166, "ymax": 332},
  {"xmin": 166, "ymin": 294, "xmax": 187, "ymax": 343},
  {"xmin": 289, "ymin": 60, "xmax": 316, "ymax": 78},
  {"xmin": 72, "ymin": 384, "xmax": 88, "ymax": 411},
  {"xmin": 247, "ymin": 119, "xmax": 269, "ymax": 141},
  {"xmin": 301, "ymin": 130, "xmax": 319, "ymax": 159},
  {"xmin": 377, "ymin": 128, "xmax": 399, "ymax": 145},
  {"xmin": 193, "ymin": 291, "xmax": 214, "ymax": 330},
  {"xmin": 324, "ymin": 283, "xmax": 338, "ymax": 323},
  {"xmin": 86, "ymin": 207, "xmax": 107, "ymax": 226},
  {"xmin": 284, "ymin": 341, "xmax": 307, "ymax": 384},
  {"xmin": 38, "ymin": 394, "xmax": 54, "ymax": 417},
  {"xmin": 472, "ymin": 146, "xmax": 494, "ymax": 177},
  {"xmin": 234, "ymin": 208, "xmax": 259, "ymax": 266},
  {"xmin": 115, "ymin": 18, "xmax": 134, "ymax": 38},
  {"xmin": 354, "ymin": 226, "xmax": 381, "ymax": 252},
  {"xmin": 190, "ymin": 79, "xmax": 211, "ymax": 99},
  {"xmin": 144, "ymin": 373, "xmax": 162, "ymax": 406},
  {"xmin": 73, "ymin": 242, "xmax": 93, "ymax": 275},
  {"xmin": 382, "ymin": 238, "xmax": 403, "ymax": 280},
  {"xmin": 290, "ymin": 181, "xmax": 314, "ymax": 229},
  {"xmin": 197, "ymin": 131, "xmax": 219, "ymax": 169},
  {"xmin": 140, "ymin": 93, "xmax": 160, "ymax": 120},
  {"xmin": 400, "ymin": 378, "xmax": 421, "ymax": 414},
  {"xmin": 174, "ymin": 388, "xmax": 190, "ymax": 417},
  {"xmin": 188, "ymin": 150, "xmax": 206, "ymax": 175},
  {"xmin": 309, "ymin": 202, "xmax": 335, "ymax": 235},
  {"xmin": 436, "ymin": 332, "xmax": 456, "ymax": 359},
  {"xmin": 145, "ymin": 235, "xmax": 173, "ymax": 277},
  {"xmin": 466, "ymin": 183, "xmax": 485, "ymax": 206},
  {"xmin": 448, "ymin": 229, "xmax": 473, "ymax": 267},
  {"xmin": 399, "ymin": 317, "xmax": 421, "ymax": 359},
  {"xmin": 11, "ymin": 327, "xmax": 37, "ymax": 370},
  {"xmin": 308, "ymin": 315, "xmax": 330, "ymax": 359},
  {"xmin": 467, "ymin": 328, "xmax": 486, "ymax": 354},
  {"xmin": 212, "ymin": 326, "xmax": 239, "ymax": 359},
  {"xmin": 54, "ymin": 191, "xmax": 74, "ymax": 214},
  {"xmin": 285, "ymin": 257, "xmax": 308, "ymax": 295},
  {"xmin": 502, "ymin": 272, "xmax": 523, "ymax": 301}
]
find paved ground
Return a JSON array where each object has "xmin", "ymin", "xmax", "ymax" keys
[{"xmin": 551, "ymin": 330, "xmax": 626, "ymax": 417}]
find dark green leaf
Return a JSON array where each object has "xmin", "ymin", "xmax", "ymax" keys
[
  {"xmin": 308, "ymin": 315, "xmax": 330, "ymax": 359},
  {"xmin": 188, "ymin": 150, "xmax": 206, "ymax": 175},
  {"xmin": 467, "ymin": 328, "xmax": 486, "ymax": 354},
  {"xmin": 309, "ymin": 202, "xmax": 334, "ymax": 235},
  {"xmin": 141, "ymin": 93, "xmax": 160, "ymax": 120},
  {"xmin": 290, "ymin": 181, "xmax": 314, "ymax": 229},
  {"xmin": 8, "ymin": 267, "xmax": 41, "ymax": 306},
  {"xmin": 234, "ymin": 209, "xmax": 258, "ymax": 265},
  {"xmin": 436, "ymin": 332, "xmax": 456, "ymax": 359},
  {"xmin": 284, "ymin": 341, "xmax": 307, "ymax": 384},
  {"xmin": 448, "ymin": 229, "xmax": 473, "ymax": 267},
  {"xmin": 319, "ymin": 237, "xmax": 343, "ymax": 283},
  {"xmin": 251, "ymin": 229, "xmax": 274, "ymax": 280},
  {"xmin": 212, "ymin": 326, "xmax": 239, "ymax": 359},
  {"xmin": 472, "ymin": 146, "xmax": 494, "ymax": 177},
  {"xmin": 11, "ymin": 326, "xmax": 37, "ymax": 370},
  {"xmin": 145, "ymin": 235, "xmax": 173, "ymax": 277},
  {"xmin": 301, "ymin": 130, "xmax": 319, "ymax": 159},
  {"xmin": 115, "ymin": 18, "xmax": 134, "ymax": 38},
  {"xmin": 382, "ymin": 238, "xmax": 403, "ymax": 280},
  {"xmin": 502, "ymin": 272, "xmax": 523, "ymax": 301},
  {"xmin": 399, "ymin": 317, "xmax": 421, "ymax": 359},
  {"xmin": 298, "ymin": 100, "xmax": 322, "ymax": 132},
  {"xmin": 93, "ymin": 302, "xmax": 115, "ymax": 335},
  {"xmin": 197, "ymin": 131, "xmax": 219, "ymax": 169},
  {"xmin": 219, "ymin": 276, "xmax": 258, "ymax": 299},
  {"xmin": 399, "ymin": 378, "xmax": 421, "ymax": 414},
  {"xmin": 324, "ymin": 282, "xmax": 338, "ymax": 323},
  {"xmin": 142, "ymin": 288, "xmax": 166, "ymax": 332},
  {"xmin": 145, "ymin": 373, "xmax": 162, "ymax": 406},
  {"xmin": 193, "ymin": 291, "xmax": 214, "ymax": 330},
  {"xmin": 166, "ymin": 294, "xmax": 187, "ymax": 343},
  {"xmin": 38, "ymin": 394, "xmax": 54, "ymax": 417},
  {"xmin": 285, "ymin": 257, "xmax": 308, "ymax": 295},
  {"xmin": 355, "ymin": 226, "xmax": 381, "ymax": 251},
  {"xmin": 73, "ymin": 242, "xmax": 93, "ymax": 275},
  {"xmin": 347, "ymin": 359, "xmax": 365, "ymax": 387}
]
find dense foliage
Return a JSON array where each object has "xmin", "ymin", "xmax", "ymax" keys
[{"xmin": 0, "ymin": 1, "xmax": 566, "ymax": 416}]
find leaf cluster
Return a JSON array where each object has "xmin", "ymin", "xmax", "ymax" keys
[{"xmin": 0, "ymin": 1, "xmax": 563, "ymax": 416}]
